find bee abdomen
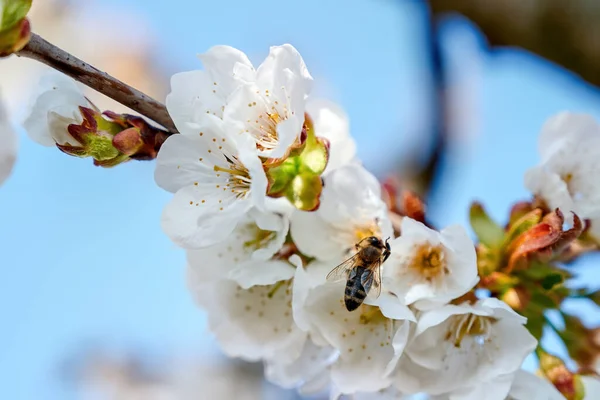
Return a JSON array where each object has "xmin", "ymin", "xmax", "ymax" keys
[{"xmin": 344, "ymin": 266, "xmax": 367, "ymax": 312}]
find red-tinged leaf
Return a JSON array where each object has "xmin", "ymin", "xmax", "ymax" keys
[
  {"xmin": 381, "ymin": 177, "xmax": 401, "ymax": 214},
  {"xmin": 508, "ymin": 201, "xmax": 536, "ymax": 226},
  {"xmin": 504, "ymin": 208, "xmax": 543, "ymax": 249},
  {"xmin": 112, "ymin": 128, "xmax": 144, "ymax": 156},
  {"xmin": 537, "ymin": 348, "xmax": 584, "ymax": 400},
  {"xmin": 55, "ymin": 143, "xmax": 88, "ymax": 158},
  {"xmin": 402, "ymin": 190, "xmax": 426, "ymax": 224},
  {"xmin": 506, "ymin": 209, "xmax": 565, "ymax": 272},
  {"xmin": 507, "ymin": 224, "xmax": 557, "ymax": 271}
]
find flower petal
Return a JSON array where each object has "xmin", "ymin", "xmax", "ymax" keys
[
  {"xmin": 509, "ymin": 370, "xmax": 564, "ymax": 400},
  {"xmin": 195, "ymin": 279, "xmax": 305, "ymax": 362},
  {"xmin": 167, "ymin": 46, "xmax": 254, "ymax": 131},
  {"xmin": 161, "ymin": 184, "xmax": 249, "ymax": 248},
  {"xmin": 264, "ymin": 338, "xmax": 336, "ymax": 393},
  {"xmin": 307, "ymin": 99, "xmax": 356, "ymax": 172},
  {"xmin": 228, "ymin": 259, "xmax": 295, "ymax": 289},
  {"xmin": 23, "ymin": 71, "xmax": 87, "ymax": 146}
]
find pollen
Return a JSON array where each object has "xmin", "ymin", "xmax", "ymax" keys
[
  {"xmin": 199, "ymin": 132, "xmax": 204, "ymax": 136},
  {"xmin": 202, "ymin": 200, "xmax": 206, "ymax": 203},
  {"xmin": 194, "ymin": 182, "xmax": 198, "ymax": 186},
  {"xmin": 354, "ymin": 222, "xmax": 381, "ymax": 243},
  {"xmin": 409, "ymin": 243, "xmax": 448, "ymax": 281},
  {"xmin": 199, "ymin": 158, "xmax": 203, "ymax": 161},
  {"xmin": 212, "ymin": 138, "xmax": 216, "ymax": 142},
  {"xmin": 189, "ymin": 201, "xmax": 193, "ymax": 205},
  {"xmin": 359, "ymin": 306, "xmax": 386, "ymax": 325}
]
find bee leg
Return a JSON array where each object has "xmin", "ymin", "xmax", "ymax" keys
[{"xmin": 382, "ymin": 250, "xmax": 391, "ymax": 263}]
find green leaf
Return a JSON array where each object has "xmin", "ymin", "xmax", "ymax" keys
[
  {"xmin": 530, "ymin": 291, "xmax": 559, "ymax": 309},
  {"xmin": 541, "ymin": 273, "xmax": 564, "ymax": 291},
  {"xmin": 1, "ymin": 0, "xmax": 31, "ymax": 31},
  {"xmin": 469, "ymin": 202, "xmax": 505, "ymax": 248},
  {"xmin": 523, "ymin": 311, "xmax": 545, "ymax": 340}
]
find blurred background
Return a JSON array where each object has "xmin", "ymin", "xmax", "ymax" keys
[{"xmin": 1, "ymin": 0, "xmax": 599, "ymax": 398}]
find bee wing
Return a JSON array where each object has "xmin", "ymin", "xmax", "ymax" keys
[
  {"xmin": 326, "ymin": 253, "xmax": 360, "ymax": 283},
  {"xmin": 360, "ymin": 261, "xmax": 383, "ymax": 298}
]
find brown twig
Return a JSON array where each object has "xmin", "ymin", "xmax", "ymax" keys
[
  {"xmin": 17, "ymin": 32, "xmax": 178, "ymax": 133},
  {"xmin": 430, "ymin": 0, "xmax": 600, "ymax": 89}
]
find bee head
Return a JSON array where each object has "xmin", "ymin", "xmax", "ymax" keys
[{"xmin": 367, "ymin": 236, "xmax": 383, "ymax": 248}]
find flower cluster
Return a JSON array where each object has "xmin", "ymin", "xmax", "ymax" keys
[
  {"xmin": 153, "ymin": 44, "xmax": 563, "ymax": 399},
  {"xmin": 20, "ymin": 40, "xmax": 600, "ymax": 399}
]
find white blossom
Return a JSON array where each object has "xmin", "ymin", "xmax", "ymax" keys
[
  {"xmin": 290, "ymin": 163, "xmax": 393, "ymax": 263},
  {"xmin": 23, "ymin": 71, "xmax": 91, "ymax": 147},
  {"xmin": 185, "ymin": 208, "xmax": 292, "ymax": 287},
  {"xmin": 155, "ymin": 117, "xmax": 268, "ymax": 248},
  {"xmin": 432, "ymin": 370, "xmax": 564, "ymax": 400},
  {"xmin": 525, "ymin": 112, "xmax": 600, "ymax": 220},
  {"xmin": 393, "ymin": 298, "xmax": 537, "ymax": 396},
  {"xmin": 167, "ymin": 44, "xmax": 312, "ymax": 159},
  {"xmin": 306, "ymin": 99, "xmax": 356, "ymax": 172},
  {"xmin": 382, "ymin": 217, "xmax": 479, "ymax": 310},
  {"xmin": 186, "ymin": 252, "xmax": 303, "ymax": 362},
  {"xmin": 293, "ymin": 261, "xmax": 414, "ymax": 394},
  {"xmin": 264, "ymin": 336, "xmax": 337, "ymax": 396},
  {"xmin": 0, "ymin": 95, "xmax": 17, "ymax": 186},
  {"xmin": 330, "ymin": 385, "xmax": 411, "ymax": 400},
  {"xmin": 582, "ymin": 375, "xmax": 600, "ymax": 400}
]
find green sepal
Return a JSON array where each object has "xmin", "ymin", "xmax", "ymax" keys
[
  {"xmin": 85, "ymin": 131, "xmax": 121, "ymax": 161},
  {"xmin": 297, "ymin": 115, "xmax": 329, "ymax": 175},
  {"xmin": 285, "ymin": 173, "xmax": 322, "ymax": 211},
  {"xmin": 264, "ymin": 114, "xmax": 329, "ymax": 210},
  {"xmin": 266, "ymin": 157, "xmax": 300, "ymax": 196},
  {"xmin": 469, "ymin": 202, "xmax": 505, "ymax": 248}
]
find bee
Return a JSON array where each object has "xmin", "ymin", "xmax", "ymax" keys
[{"xmin": 327, "ymin": 236, "xmax": 391, "ymax": 312}]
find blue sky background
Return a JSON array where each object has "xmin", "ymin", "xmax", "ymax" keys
[{"xmin": 1, "ymin": 0, "xmax": 599, "ymax": 398}]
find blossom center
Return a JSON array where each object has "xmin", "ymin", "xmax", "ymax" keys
[
  {"xmin": 242, "ymin": 224, "xmax": 276, "ymax": 250},
  {"xmin": 358, "ymin": 305, "xmax": 386, "ymax": 325},
  {"xmin": 445, "ymin": 314, "xmax": 495, "ymax": 348},
  {"xmin": 255, "ymin": 111, "xmax": 283, "ymax": 151},
  {"xmin": 354, "ymin": 223, "xmax": 381, "ymax": 243},
  {"xmin": 409, "ymin": 244, "xmax": 448, "ymax": 282},
  {"xmin": 561, "ymin": 172, "xmax": 581, "ymax": 199},
  {"xmin": 214, "ymin": 156, "xmax": 251, "ymax": 198}
]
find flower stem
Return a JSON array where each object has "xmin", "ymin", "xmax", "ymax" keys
[{"xmin": 17, "ymin": 32, "xmax": 178, "ymax": 134}]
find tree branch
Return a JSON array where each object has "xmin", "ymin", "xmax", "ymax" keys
[
  {"xmin": 430, "ymin": 0, "xmax": 600, "ymax": 88},
  {"xmin": 17, "ymin": 32, "xmax": 178, "ymax": 133}
]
